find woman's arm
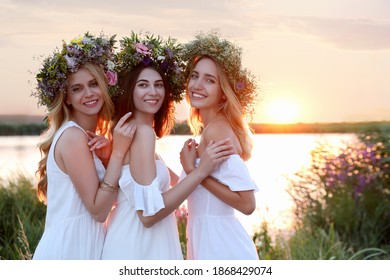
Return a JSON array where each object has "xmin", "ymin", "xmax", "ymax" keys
[
  {"xmin": 58, "ymin": 113, "xmax": 136, "ymax": 222},
  {"xmin": 181, "ymin": 145, "xmax": 256, "ymax": 215},
  {"xmin": 137, "ymin": 138, "xmax": 235, "ymax": 228},
  {"xmin": 182, "ymin": 123, "xmax": 256, "ymax": 215},
  {"xmin": 197, "ymin": 177, "xmax": 256, "ymax": 215},
  {"xmin": 129, "ymin": 124, "xmax": 157, "ymax": 186}
]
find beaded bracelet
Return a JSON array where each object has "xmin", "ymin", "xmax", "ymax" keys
[{"xmin": 99, "ymin": 180, "xmax": 119, "ymax": 193}]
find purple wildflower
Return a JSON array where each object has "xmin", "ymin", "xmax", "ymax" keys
[
  {"xmin": 142, "ymin": 56, "xmax": 152, "ymax": 66},
  {"xmin": 161, "ymin": 61, "xmax": 169, "ymax": 72},
  {"xmin": 66, "ymin": 45, "xmax": 75, "ymax": 54},
  {"xmin": 64, "ymin": 55, "xmax": 77, "ymax": 70},
  {"xmin": 165, "ymin": 48, "xmax": 174, "ymax": 59},
  {"xmin": 235, "ymin": 81, "xmax": 245, "ymax": 91}
]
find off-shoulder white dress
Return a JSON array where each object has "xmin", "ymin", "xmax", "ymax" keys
[
  {"xmin": 33, "ymin": 121, "xmax": 106, "ymax": 260},
  {"xmin": 101, "ymin": 160, "xmax": 183, "ymax": 259},
  {"xmin": 183, "ymin": 154, "xmax": 259, "ymax": 260}
]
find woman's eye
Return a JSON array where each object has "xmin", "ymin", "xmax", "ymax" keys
[
  {"xmin": 70, "ymin": 86, "xmax": 81, "ymax": 93},
  {"xmin": 90, "ymin": 81, "xmax": 98, "ymax": 87},
  {"xmin": 155, "ymin": 83, "xmax": 164, "ymax": 88}
]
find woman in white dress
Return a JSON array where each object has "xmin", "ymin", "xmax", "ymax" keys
[
  {"xmin": 101, "ymin": 33, "xmax": 235, "ymax": 260},
  {"xmin": 32, "ymin": 33, "xmax": 136, "ymax": 260},
  {"xmin": 180, "ymin": 31, "xmax": 260, "ymax": 260}
]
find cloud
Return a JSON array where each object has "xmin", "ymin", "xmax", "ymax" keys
[
  {"xmin": 1, "ymin": 0, "xmax": 257, "ymax": 42},
  {"xmin": 254, "ymin": 15, "xmax": 390, "ymax": 50},
  {"xmin": 3, "ymin": 1, "xmax": 390, "ymax": 51}
]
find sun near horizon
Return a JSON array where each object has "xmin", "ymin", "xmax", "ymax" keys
[{"xmin": 263, "ymin": 98, "xmax": 300, "ymax": 124}]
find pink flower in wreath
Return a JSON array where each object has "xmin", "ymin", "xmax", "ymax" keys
[
  {"xmin": 106, "ymin": 70, "xmax": 118, "ymax": 86},
  {"xmin": 134, "ymin": 43, "xmax": 151, "ymax": 55}
]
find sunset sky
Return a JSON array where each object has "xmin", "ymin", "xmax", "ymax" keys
[{"xmin": 0, "ymin": 0, "xmax": 389, "ymax": 124}]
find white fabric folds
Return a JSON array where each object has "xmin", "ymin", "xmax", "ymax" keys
[
  {"xmin": 119, "ymin": 167, "xmax": 166, "ymax": 217},
  {"xmin": 206, "ymin": 154, "xmax": 258, "ymax": 192}
]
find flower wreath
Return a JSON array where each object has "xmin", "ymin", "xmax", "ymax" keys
[
  {"xmin": 115, "ymin": 32, "xmax": 185, "ymax": 103},
  {"xmin": 32, "ymin": 32, "xmax": 120, "ymax": 109},
  {"xmin": 182, "ymin": 31, "xmax": 259, "ymax": 118}
]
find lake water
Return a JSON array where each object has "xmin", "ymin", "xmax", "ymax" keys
[{"xmin": 0, "ymin": 133, "xmax": 356, "ymax": 236}]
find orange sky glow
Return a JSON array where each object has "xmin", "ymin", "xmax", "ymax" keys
[{"xmin": 0, "ymin": 0, "xmax": 389, "ymax": 124}]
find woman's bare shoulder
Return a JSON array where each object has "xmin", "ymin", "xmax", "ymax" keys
[
  {"xmin": 58, "ymin": 126, "xmax": 88, "ymax": 147},
  {"xmin": 131, "ymin": 124, "xmax": 156, "ymax": 154},
  {"xmin": 135, "ymin": 124, "xmax": 155, "ymax": 141},
  {"xmin": 205, "ymin": 118, "xmax": 235, "ymax": 139},
  {"xmin": 203, "ymin": 118, "xmax": 242, "ymax": 155}
]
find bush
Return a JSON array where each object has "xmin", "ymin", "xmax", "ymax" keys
[
  {"xmin": 252, "ymin": 221, "xmax": 289, "ymax": 260},
  {"xmin": 287, "ymin": 130, "xmax": 390, "ymax": 259}
]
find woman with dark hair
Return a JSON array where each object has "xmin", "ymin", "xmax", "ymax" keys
[{"xmin": 101, "ymin": 33, "xmax": 235, "ymax": 260}]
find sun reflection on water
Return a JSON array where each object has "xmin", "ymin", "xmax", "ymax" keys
[{"xmin": 0, "ymin": 133, "xmax": 356, "ymax": 237}]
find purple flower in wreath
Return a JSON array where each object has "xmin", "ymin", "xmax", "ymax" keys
[
  {"xmin": 165, "ymin": 48, "xmax": 174, "ymax": 59},
  {"xmin": 142, "ymin": 56, "xmax": 153, "ymax": 66},
  {"xmin": 66, "ymin": 45, "xmax": 76, "ymax": 54},
  {"xmin": 82, "ymin": 37, "xmax": 92, "ymax": 45},
  {"xmin": 235, "ymin": 80, "xmax": 245, "ymax": 91},
  {"xmin": 94, "ymin": 46, "xmax": 104, "ymax": 57},
  {"xmin": 160, "ymin": 61, "xmax": 169, "ymax": 72},
  {"xmin": 64, "ymin": 55, "xmax": 77, "ymax": 70}
]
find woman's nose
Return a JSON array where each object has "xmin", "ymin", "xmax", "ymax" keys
[
  {"xmin": 149, "ymin": 85, "xmax": 158, "ymax": 95},
  {"xmin": 192, "ymin": 78, "xmax": 203, "ymax": 89}
]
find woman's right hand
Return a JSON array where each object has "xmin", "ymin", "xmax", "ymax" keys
[
  {"xmin": 180, "ymin": 138, "xmax": 198, "ymax": 174},
  {"xmin": 196, "ymin": 138, "xmax": 236, "ymax": 177},
  {"xmin": 111, "ymin": 112, "xmax": 137, "ymax": 158}
]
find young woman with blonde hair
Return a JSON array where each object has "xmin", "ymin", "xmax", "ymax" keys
[
  {"xmin": 32, "ymin": 33, "xmax": 135, "ymax": 259},
  {"xmin": 180, "ymin": 31, "xmax": 260, "ymax": 260}
]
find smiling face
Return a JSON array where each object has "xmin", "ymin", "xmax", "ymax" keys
[
  {"xmin": 187, "ymin": 57, "xmax": 225, "ymax": 112},
  {"xmin": 133, "ymin": 67, "xmax": 165, "ymax": 118},
  {"xmin": 66, "ymin": 67, "xmax": 104, "ymax": 118}
]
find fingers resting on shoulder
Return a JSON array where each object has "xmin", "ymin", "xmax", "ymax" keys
[
  {"xmin": 180, "ymin": 138, "xmax": 198, "ymax": 174},
  {"xmin": 205, "ymin": 138, "xmax": 237, "ymax": 157},
  {"xmin": 114, "ymin": 112, "xmax": 137, "ymax": 139}
]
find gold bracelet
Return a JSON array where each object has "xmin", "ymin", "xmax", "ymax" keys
[{"xmin": 99, "ymin": 180, "xmax": 119, "ymax": 193}]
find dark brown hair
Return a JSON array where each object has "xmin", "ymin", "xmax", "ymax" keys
[{"xmin": 112, "ymin": 64, "xmax": 175, "ymax": 138}]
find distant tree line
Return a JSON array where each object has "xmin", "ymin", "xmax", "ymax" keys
[
  {"xmin": 0, "ymin": 123, "xmax": 48, "ymax": 136},
  {"xmin": 0, "ymin": 121, "xmax": 389, "ymax": 136},
  {"xmin": 250, "ymin": 122, "xmax": 390, "ymax": 134},
  {"xmin": 0, "ymin": 122, "xmax": 192, "ymax": 136}
]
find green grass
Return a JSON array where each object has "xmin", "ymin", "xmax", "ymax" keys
[
  {"xmin": 0, "ymin": 174, "xmax": 46, "ymax": 260},
  {"xmin": 1, "ymin": 174, "xmax": 389, "ymax": 260}
]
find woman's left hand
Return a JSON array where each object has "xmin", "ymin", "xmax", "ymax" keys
[{"xmin": 86, "ymin": 131, "xmax": 112, "ymax": 165}]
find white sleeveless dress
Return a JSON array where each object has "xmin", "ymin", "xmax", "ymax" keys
[
  {"xmin": 33, "ymin": 121, "xmax": 106, "ymax": 260},
  {"xmin": 183, "ymin": 154, "xmax": 259, "ymax": 260},
  {"xmin": 101, "ymin": 160, "xmax": 183, "ymax": 260}
]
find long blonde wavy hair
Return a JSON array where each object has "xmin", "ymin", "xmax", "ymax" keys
[
  {"xmin": 186, "ymin": 56, "xmax": 254, "ymax": 161},
  {"xmin": 36, "ymin": 63, "xmax": 115, "ymax": 203}
]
